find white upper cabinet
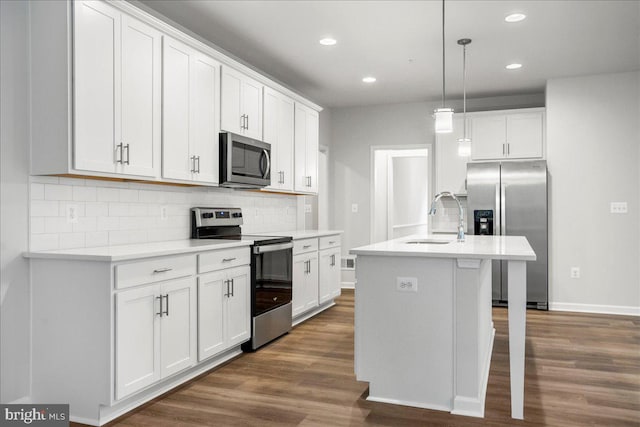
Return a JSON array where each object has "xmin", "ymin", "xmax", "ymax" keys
[
  {"xmin": 73, "ymin": 1, "xmax": 160, "ymax": 177},
  {"xmin": 221, "ymin": 66, "xmax": 263, "ymax": 140},
  {"xmin": 162, "ymin": 36, "xmax": 221, "ymax": 184},
  {"xmin": 435, "ymin": 115, "xmax": 470, "ymax": 195},
  {"xmin": 263, "ymin": 87, "xmax": 295, "ymax": 192},
  {"xmin": 294, "ymin": 104, "xmax": 319, "ymax": 194},
  {"xmin": 470, "ymin": 108, "xmax": 545, "ymax": 161}
]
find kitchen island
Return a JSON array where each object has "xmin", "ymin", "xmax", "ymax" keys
[{"xmin": 350, "ymin": 234, "xmax": 536, "ymax": 419}]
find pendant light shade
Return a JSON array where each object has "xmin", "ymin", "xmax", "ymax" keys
[
  {"xmin": 456, "ymin": 38, "xmax": 472, "ymax": 156},
  {"xmin": 434, "ymin": 0, "xmax": 452, "ymax": 134}
]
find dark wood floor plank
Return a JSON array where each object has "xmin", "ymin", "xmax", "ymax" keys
[{"xmin": 83, "ymin": 289, "xmax": 639, "ymax": 427}]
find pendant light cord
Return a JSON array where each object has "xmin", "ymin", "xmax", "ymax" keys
[{"xmin": 441, "ymin": 0, "xmax": 446, "ymax": 108}]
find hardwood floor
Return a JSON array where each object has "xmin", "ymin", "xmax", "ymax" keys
[{"xmin": 91, "ymin": 290, "xmax": 639, "ymax": 427}]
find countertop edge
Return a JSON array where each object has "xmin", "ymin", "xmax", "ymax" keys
[{"xmin": 348, "ymin": 249, "xmax": 536, "ymax": 261}]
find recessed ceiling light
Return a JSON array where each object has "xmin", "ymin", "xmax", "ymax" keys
[
  {"xmin": 319, "ymin": 37, "xmax": 337, "ymax": 46},
  {"xmin": 505, "ymin": 13, "xmax": 526, "ymax": 23},
  {"xmin": 506, "ymin": 63, "xmax": 523, "ymax": 70},
  {"xmin": 362, "ymin": 76, "xmax": 377, "ymax": 83}
]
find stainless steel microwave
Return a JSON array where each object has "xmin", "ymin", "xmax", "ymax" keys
[{"xmin": 219, "ymin": 132, "xmax": 271, "ymax": 188}]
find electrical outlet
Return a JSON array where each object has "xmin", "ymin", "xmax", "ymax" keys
[
  {"xmin": 160, "ymin": 205, "xmax": 168, "ymax": 220},
  {"xmin": 610, "ymin": 202, "xmax": 628, "ymax": 214},
  {"xmin": 351, "ymin": 203, "xmax": 358, "ymax": 213},
  {"xmin": 305, "ymin": 204, "xmax": 312, "ymax": 214},
  {"xmin": 396, "ymin": 277, "xmax": 418, "ymax": 292},
  {"xmin": 570, "ymin": 267, "xmax": 580, "ymax": 279},
  {"xmin": 66, "ymin": 204, "xmax": 79, "ymax": 224}
]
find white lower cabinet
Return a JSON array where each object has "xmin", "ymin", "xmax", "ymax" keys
[
  {"xmin": 115, "ymin": 276, "xmax": 196, "ymax": 400},
  {"xmin": 319, "ymin": 248, "xmax": 341, "ymax": 304},
  {"xmin": 292, "ymin": 252, "xmax": 319, "ymax": 317},
  {"xmin": 198, "ymin": 265, "xmax": 250, "ymax": 361}
]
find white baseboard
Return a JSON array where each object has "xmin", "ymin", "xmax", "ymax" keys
[
  {"xmin": 366, "ymin": 395, "xmax": 451, "ymax": 413},
  {"xmin": 341, "ymin": 281, "xmax": 355, "ymax": 289},
  {"xmin": 549, "ymin": 302, "xmax": 640, "ymax": 316}
]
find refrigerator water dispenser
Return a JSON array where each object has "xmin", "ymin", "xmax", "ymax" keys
[{"xmin": 474, "ymin": 210, "xmax": 494, "ymax": 235}]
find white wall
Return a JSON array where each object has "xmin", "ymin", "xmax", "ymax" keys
[
  {"xmin": 546, "ymin": 71, "xmax": 640, "ymax": 314},
  {"xmin": 330, "ymin": 94, "xmax": 544, "ymax": 255},
  {"xmin": 1, "ymin": 0, "xmax": 31, "ymax": 402}
]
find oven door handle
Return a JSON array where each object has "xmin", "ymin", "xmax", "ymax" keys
[{"xmin": 253, "ymin": 242, "xmax": 293, "ymax": 254}]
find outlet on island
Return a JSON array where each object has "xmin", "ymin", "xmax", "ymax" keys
[{"xmin": 396, "ymin": 276, "xmax": 418, "ymax": 292}]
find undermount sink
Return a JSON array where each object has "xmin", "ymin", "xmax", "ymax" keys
[{"xmin": 404, "ymin": 238, "xmax": 454, "ymax": 245}]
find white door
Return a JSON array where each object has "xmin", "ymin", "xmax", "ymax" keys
[
  {"xmin": 220, "ymin": 67, "xmax": 243, "ymax": 134},
  {"xmin": 115, "ymin": 285, "xmax": 160, "ymax": 400},
  {"xmin": 471, "ymin": 115, "xmax": 506, "ymax": 160},
  {"xmin": 160, "ymin": 278, "xmax": 196, "ymax": 378},
  {"xmin": 162, "ymin": 37, "xmax": 192, "ymax": 181},
  {"xmin": 225, "ymin": 266, "xmax": 251, "ymax": 346},
  {"xmin": 435, "ymin": 116, "xmax": 469, "ymax": 194},
  {"xmin": 263, "ymin": 88, "xmax": 280, "ymax": 189},
  {"xmin": 387, "ymin": 153, "xmax": 430, "ymax": 239},
  {"xmin": 305, "ymin": 110, "xmax": 319, "ymax": 193},
  {"xmin": 278, "ymin": 96, "xmax": 295, "ymax": 191},
  {"xmin": 304, "ymin": 254, "xmax": 319, "ymax": 311},
  {"xmin": 241, "ymin": 78, "xmax": 263, "ymax": 139},
  {"xmin": 292, "ymin": 254, "xmax": 307, "ymax": 317},
  {"xmin": 294, "ymin": 105, "xmax": 308, "ymax": 192},
  {"xmin": 197, "ymin": 271, "xmax": 226, "ymax": 361},
  {"xmin": 191, "ymin": 53, "xmax": 220, "ymax": 184},
  {"xmin": 73, "ymin": 0, "xmax": 119, "ymax": 174},
  {"xmin": 318, "ymin": 249, "xmax": 332, "ymax": 304},
  {"xmin": 506, "ymin": 112, "xmax": 544, "ymax": 159}
]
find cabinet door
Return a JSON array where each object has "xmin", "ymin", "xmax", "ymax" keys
[
  {"xmin": 73, "ymin": 0, "xmax": 119, "ymax": 174},
  {"xmin": 305, "ymin": 110, "xmax": 319, "ymax": 193},
  {"xmin": 506, "ymin": 112, "xmax": 544, "ymax": 159},
  {"xmin": 435, "ymin": 116, "xmax": 469, "ymax": 194},
  {"xmin": 198, "ymin": 271, "xmax": 226, "ymax": 361},
  {"xmin": 318, "ymin": 249, "xmax": 332, "ymax": 304},
  {"xmin": 264, "ymin": 88, "xmax": 295, "ymax": 191},
  {"xmin": 263, "ymin": 88, "xmax": 279, "ymax": 189},
  {"xmin": 304, "ymin": 253, "xmax": 320, "ymax": 311},
  {"xmin": 115, "ymin": 285, "xmax": 160, "ymax": 400},
  {"xmin": 329, "ymin": 249, "xmax": 342, "ymax": 299},
  {"xmin": 191, "ymin": 53, "xmax": 221, "ymax": 184},
  {"xmin": 242, "ymin": 78, "xmax": 263, "ymax": 140},
  {"xmin": 119, "ymin": 15, "xmax": 160, "ymax": 177},
  {"xmin": 292, "ymin": 254, "xmax": 307, "ymax": 317},
  {"xmin": 470, "ymin": 115, "xmax": 506, "ymax": 160},
  {"xmin": 226, "ymin": 266, "xmax": 251, "ymax": 346},
  {"xmin": 220, "ymin": 67, "xmax": 243, "ymax": 134},
  {"xmin": 294, "ymin": 105, "xmax": 308, "ymax": 192},
  {"xmin": 162, "ymin": 37, "xmax": 192, "ymax": 181},
  {"xmin": 160, "ymin": 277, "xmax": 196, "ymax": 378}
]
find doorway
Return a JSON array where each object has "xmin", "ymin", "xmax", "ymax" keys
[{"xmin": 371, "ymin": 146, "xmax": 431, "ymax": 243}]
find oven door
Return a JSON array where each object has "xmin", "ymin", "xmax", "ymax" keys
[
  {"xmin": 220, "ymin": 132, "xmax": 271, "ymax": 188},
  {"xmin": 252, "ymin": 242, "xmax": 293, "ymax": 316}
]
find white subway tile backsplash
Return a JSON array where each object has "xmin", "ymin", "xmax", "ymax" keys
[{"xmin": 29, "ymin": 177, "xmax": 298, "ymax": 251}]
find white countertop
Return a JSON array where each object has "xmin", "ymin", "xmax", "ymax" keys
[
  {"xmin": 350, "ymin": 234, "xmax": 536, "ymax": 261},
  {"xmin": 24, "ymin": 239, "xmax": 252, "ymax": 262},
  {"xmin": 256, "ymin": 229, "xmax": 343, "ymax": 240}
]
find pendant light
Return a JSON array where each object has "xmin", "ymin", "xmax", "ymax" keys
[
  {"xmin": 434, "ymin": 0, "xmax": 453, "ymax": 133},
  {"xmin": 457, "ymin": 38, "xmax": 472, "ymax": 156}
]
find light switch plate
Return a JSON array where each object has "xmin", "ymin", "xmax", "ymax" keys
[
  {"xmin": 610, "ymin": 202, "xmax": 628, "ymax": 214},
  {"xmin": 160, "ymin": 205, "xmax": 168, "ymax": 220},
  {"xmin": 66, "ymin": 204, "xmax": 79, "ymax": 224},
  {"xmin": 351, "ymin": 203, "xmax": 358, "ymax": 213},
  {"xmin": 305, "ymin": 204, "xmax": 312, "ymax": 213},
  {"xmin": 570, "ymin": 267, "xmax": 580, "ymax": 279},
  {"xmin": 397, "ymin": 277, "xmax": 418, "ymax": 292}
]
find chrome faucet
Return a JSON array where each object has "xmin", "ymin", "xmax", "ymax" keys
[{"xmin": 429, "ymin": 191, "xmax": 465, "ymax": 242}]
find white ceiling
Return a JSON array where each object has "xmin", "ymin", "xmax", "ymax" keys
[{"xmin": 139, "ymin": 0, "xmax": 640, "ymax": 108}]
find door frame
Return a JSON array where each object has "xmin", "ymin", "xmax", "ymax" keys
[{"xmin": 369, "ymin": 143, "xmax": 433, "ymax": 243}]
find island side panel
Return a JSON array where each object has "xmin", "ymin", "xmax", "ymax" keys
[
  {"xmin": 508, "ymin": 260, "xmax": 527, "ymax": 420},
  {"xmin": 354, "ymin": 255, "xmax": 454, "ymax": 411}
]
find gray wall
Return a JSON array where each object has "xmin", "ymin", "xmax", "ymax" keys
[
  {"xmin": 546, "ymin": 71, "xmax": 640, "ymax": 311},
  {"xmin": 1, "ymin": 0, "xmax": 31, "ymax": 402},
  {"xmin": 330, "ymin": 94, "xmax": 545, "ymax": 256}
]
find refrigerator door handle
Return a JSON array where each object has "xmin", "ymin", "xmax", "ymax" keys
[
  {"xmin": 495, "ymin": 183, "xmax": 501, "ymax": 235},
  {"xmin": 501, "ymin": 184, "xmax": 507, "ymax": 235}
]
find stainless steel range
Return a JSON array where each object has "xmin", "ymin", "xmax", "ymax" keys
[{"xmin": 191, "ymin": 207, "xmax": 293, "ymax": 350}]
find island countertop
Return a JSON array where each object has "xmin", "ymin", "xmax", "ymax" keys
[{"xmin": 350, "ymin": 234, "xmax": 536, "ymax": 261}]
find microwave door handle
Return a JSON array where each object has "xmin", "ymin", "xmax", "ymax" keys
[{"xmin": 261, "ymin": 149, "xmax": 270, "ymax": 179}]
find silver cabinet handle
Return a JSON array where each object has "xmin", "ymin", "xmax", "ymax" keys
[
  {"xmin": 494, "ymin": 184, "xmax": 501, "ymax": 236},
  {"xmin": 116, "ymin": 143, "xmax": 124, "ymax": 164},
  {"xmin": 153, "ymin": 268, "xmax": 172, "ymax": 273},
  {"xmin": 500, "ymin": 184, "xmax": 507, "ymax": 236},
  {"xmin": 222, "ymin": 257, "xmax": 236, "ymax": 262},
  {"xmin": 156, "ymin": 295, "xmax": 163, "ymax": 317},
  {"xmin": 246, "ymin": 114, "xmax": 249, "ymax": 130},
  {"xmin": 163, "ymin": 294, "xmax": 169, "ymax": 316},
  {"xmin": 328, "ymin": 241, "xmax": 336, "ymax": 245},
  {"xmin": 507, "ymin": 143, "xmax": 510, "ymax": 156},
  {"xmin": 224, "ymin": 279, "xmax": 230, "ymax": 297},
  {"xmin": 502, "ymin": 143, "xmax": 506, "ymax": 156},
  {"xmin": 240, "ymin": 114, "xmax": 245, "ymax": 130},
  {"xmin": 230, "ymin": 278, "xmax": 234, "ymax": 297},
  {"xmin": 196, "ymin": 155, "xmax": 201, "ymax": 173},
  {"xmin": 330, "ymin": 254, "xmax": 336, "ymax": 266},
  {"xmin": 303, "ymin": 245, "xmax": 312, "ymax": 249},
  {"xmin": 123, "ymin": 144, "xmax": 130, "ymax": 165},
  {"xmin": 279, "ymin": 171, "xmax": 285, "ymax": 184},
  {"xmin": 190, "ymin": 155, "xmax": 196, "ymax": 173}
]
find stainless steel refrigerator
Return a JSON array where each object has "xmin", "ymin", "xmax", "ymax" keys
[{"xmin": 466, "ymin": 160, "xmax": 548, "ymax": 310}]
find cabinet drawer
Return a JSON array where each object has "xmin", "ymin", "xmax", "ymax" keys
[
  {"xmin": 293, "ymin": 238, "xmax": 318, "ymax": 255},
  {"xmin": 116, "ymin": 255, "xmax": 196, "ymax": 289},
  {"xmin": 319, "ymin": 235, "xmax": 341, "ymax": 250},
  {"xmin": 198, "ymin": 246, "xmax": 251, "ymax": 274}
]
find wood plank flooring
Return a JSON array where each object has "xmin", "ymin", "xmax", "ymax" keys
[{"xmin": 88, "ymin": 290, "xmax": 640, "ymax": 427}]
